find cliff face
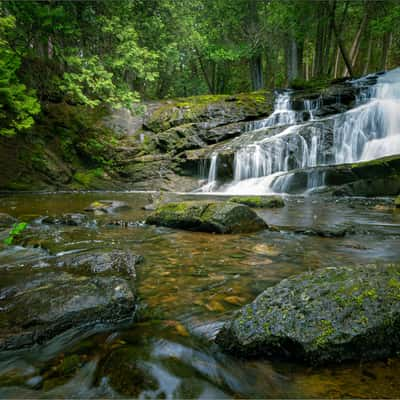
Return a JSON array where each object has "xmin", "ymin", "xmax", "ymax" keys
[{"xmin": 0, "ymin": 91, "xmax": 273, "ymax": 192}]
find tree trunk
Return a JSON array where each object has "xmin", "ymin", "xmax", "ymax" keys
[
  {"xmin": 381, "ymin": 31, "xmax": 392, "ymax": 71},
  {"xmin": 250, "ymin": 54, "xmax": 264, "ymax": 90},
  {"xmin": 342, "ymin": 11, "xmax": 368, "ymax": 76},
  {"xmin": 330, "ymin": 0, "xmax": 354, "ymax": 78},
  {"xmin": 195, "ymin": 47, "xmax": 214, "ymax": 93},
  {"xmin": 363, "ymin": 33, "xmax": 373, "ymax": 75}
]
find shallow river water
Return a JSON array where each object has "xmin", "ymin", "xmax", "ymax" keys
[{"xmin": 0, "ymin": 191, "xmax": 400, "ymax": 398}]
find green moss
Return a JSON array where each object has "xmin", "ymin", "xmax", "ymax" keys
[
  {"xmin": 315, "ymin": 319, "xmax": 335, "ymax": 348},
  {"xmin": 73, "ymin": 168, "xmax": 104, "ymax": 187},
  {"xmin": 229, "ymin": 195, "xmax": 284, "ymax": 208},
  {"xmin": 395, "ymin": 196, "xmax": 400, "ymax": 208}
]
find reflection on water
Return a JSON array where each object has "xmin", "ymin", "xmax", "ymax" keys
[{"xmin": 0, "ymin": 192, "xmax": 400, "ymax": 398}]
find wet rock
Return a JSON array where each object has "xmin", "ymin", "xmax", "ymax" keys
[
  {"xmin": 0, "ymin": 213, "xmax": 17, "ymax": 229},
  {"xmin": 146, "ymin": 201, "xmax": 267, "ymax": 233},
  {"xmin": 276, "ymin": 154, "xmax": 400, "ymax": 196},
  {"xmin": 42, "ymin": 213, "xmax": 88, "ymax": 226},
  {"xmin": 97, "ymin": 347, "xmax": 158, "ymax": 397},
  {"xmin": 272, "ymin": 223, "xmax": 355, "ymax": 237},
  {"xmin": 56, "ymin": 250, "xmax": 143, "ymax": 277},
  {"xmin": 229, "ymin": 196, "xmax": 285, "ymax": 208},
  {"xmin": 84, "ymin": 200, "xmax": 130, "ymax": 214},
  {"xmin": 0, "ymin": 271, "xmax": 136, "ymax": 351},
  {"xmin": 216, "ymin": 264, "xmax": 400, "ymax": 364}
]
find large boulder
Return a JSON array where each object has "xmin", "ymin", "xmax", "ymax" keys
[
  {"xmin": 216, "ymin": 264, "xmax": 400, "ymax": 364},
  {"xmin": 0, "ymin": 271, "xmax": 136, "ymax": 351},
  {"xmin": 146, "ymin": 201, "xmax": 267, "ymax": 233}
]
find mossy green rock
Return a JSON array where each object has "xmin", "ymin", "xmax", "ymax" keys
[
  {"xmin": 146, "ymin": 201, "xmax": 267, "ymax": 233},
  {"xmin": 216, "ymin": 264, "xmax": 400, "ymax": 364},
  {"xmin": 395, "ymin": 196, "xmax": 400, "ymax": 208},
  {"xmin": 229, "ymin": 196, "xmax": 285, "ymax": 208}
]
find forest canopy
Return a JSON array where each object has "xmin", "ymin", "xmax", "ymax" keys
[{"xmin": 0, "ymin": 0, "xmax": 399, "ymax": 136}]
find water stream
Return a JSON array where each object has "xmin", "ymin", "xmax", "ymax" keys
[
  {"xmin": 201, "ymin": 68, "xmax": 400, "ymax": 195},
  {"xmin": 0, "ymin": 192, "xmax": 400, "ymax": 398}
]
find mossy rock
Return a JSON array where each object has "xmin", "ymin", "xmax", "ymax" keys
[
  {"xmin": 229, "ymin": 196, "xmax": 285, "ymax": 208},
  {"xmin": 146, "ymin": 200, "xmax": 267, "ymax": 234},
  {"xmin": 144, "ymin": 91, "xmax": 273, "ymax": 134},
  {"xmin": 216, "ymin": 264, "xmax": 400, "ymax": 364},
  {"xmin": 395, "ymin": 196, "xmax": 400, "ymax": 208}
]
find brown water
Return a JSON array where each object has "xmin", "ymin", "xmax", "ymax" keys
[{"xmin": 0, "ymin": 192, "xmax": 400, "ymax": 398}]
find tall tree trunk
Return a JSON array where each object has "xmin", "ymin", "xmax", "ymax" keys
[
  {"xmin": 334, "ymin": 46, "xmax": 340, "ymax": 78},
  {"xmin": 363, "ymin": 33, "xmax": 373, "ymax": 75},
  {"xmin": 381, "ymin": 31, "xmax": 392, "ymax": 71},
  {"xmin": 313, "ymin": 6, "xmax": 325, "ymax": 78},
  {"xmin": 330, "ymin": 0, "xmax": 354, "ymax": 78},
  {"xmin": 247, "ymin": 0, "xmax": 264, "ymax": 90},
  {"xmin": 250, "ymin": 55, "xmax": 264, "ymax": 90},
  {"xmin": 195, "ymin": 47, "xmax": 214, "ymax": 93},
  {"xmin": 342, "ymin": 11, "xmax": 368, "ymax": 76}
]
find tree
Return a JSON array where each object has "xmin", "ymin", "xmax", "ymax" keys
[{"xmin": 0, "ymin": 15, "xmax": 40, "ymax": 136}]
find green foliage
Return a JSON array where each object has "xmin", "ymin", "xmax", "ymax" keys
[
  {"xmin": 0, "ymin": 15, "xmax": 40, "ymax": 136},
  {"xmin": 4, "ymin": 222, "xmax": 28, "ymax": 245}
]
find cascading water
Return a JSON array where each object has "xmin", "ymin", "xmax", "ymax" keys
[
  {"xmin": 200, "ymin": 153, "xmax": 219, "ymax": 192},
  {"xmin": 200, "ymin": 68, "xmax": 400, "ymax": 195}
]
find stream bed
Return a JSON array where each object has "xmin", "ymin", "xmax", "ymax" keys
[{"xmin": 0, "ymin": 191, "xmax": 400, "ymax": 398}]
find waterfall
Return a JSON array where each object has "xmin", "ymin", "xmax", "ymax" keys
[
  {"xmin": 200, "ymin": 68, "xmax": 400, "ymax": 194},
  {"xmin": 208, "ymin": 153, "xmax": 218, "ymax": 183},
  {"xmin": 200, "ymin": 153, "xmax": 219, "ymax": 192}
]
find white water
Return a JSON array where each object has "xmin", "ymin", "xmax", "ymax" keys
[{"xmin": 200, "ymin": 68, "xmax": 400, "ymax": 194}]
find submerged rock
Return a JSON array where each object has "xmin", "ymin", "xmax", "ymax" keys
[
  {"xmin": 271, "ymin": 223, "xmax": 355, "ymax": 238},
  {"xmin": 84, "ymin": 200, "xmax": 130, "ymax": 214},
  {"xmin": 56, "ymin": 250, "xmax": 143, "ymax": 277},
  {"xmin": 216, "ymin": 264, "xmax": 400, "ymax": 364},
  {"xmin": 42, "ymin": 213, "xmax": 88, "ymax": 226},
  {"xmin": 146, "ymin": 201, "xmax": 267, "ymax": 233},
  {"xmin": 0, "ymin": 271, "xmax": 136, "ymax": 351},
  {"xmin": 0, "ymin": 213, "xmax": 17, "ymax": 229},
  {"xmin": 229, "ymin": 196, "xmax": 285, "ymax": 208}
]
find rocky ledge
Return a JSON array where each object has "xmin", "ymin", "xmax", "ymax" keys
[
  {"xmin": 216, "ymin": 264, "xmax": 400, "ymax": 364},
  {"xmin": 146, "ymin": 201, "xmax": 267, "ymax": 233}
]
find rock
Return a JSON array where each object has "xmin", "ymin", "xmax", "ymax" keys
[
  {"xmin": 41, "ymin": 213, "xmax": 88, "ymax": 226},
  {"xmin": 84, "ymin": 200, "xmax": 130, "ymax": 214},
  {"xmin": 273, "ymin": 155, "xmax": 400, "ymax": 196},
  {"xmin": 97, "ymin": 346, "xmax": 158, "ymax": 397},
  {"xmin": 271, "ymin": 223, "xmax": 355, "ymax": 237},
  {"xmin": 56, "ymin": 250, "xmax": 143, "ymax": 277},
  {"xmin": 143, "ymin": 203, "xmax": 157, "ymax": 211},
  {"xmin": 0, "ymin": 271, "xmax": 136, "ymax": 351},
  {"xmin": 395, "ymin": 196, "xmax": 400, "ymax": 208},
  {"xmin": 229, "ymin": 196, "xmax": 285, "ymax": 208},
  {"xmin": 146, "ymin": 201, "xmax": 267, "ymax": 233},
  {"xmin": 216, "ymin": 264, "xmax": 400, "ymax": 364},
  {"xmin": 0, "ymin": 213, "xmax": 17, "ymax": 229},
  {"xmin": 144, "ymin": 92, "xmax": 273, "ymax": 134}
]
